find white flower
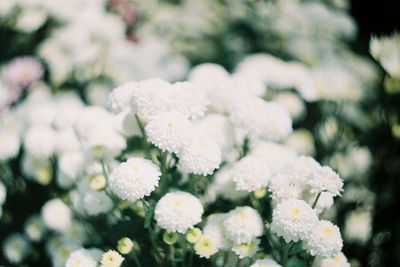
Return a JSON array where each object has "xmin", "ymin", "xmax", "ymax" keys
[
  {"xmin": 24, "ymin": 215, "xmax": 45, "ymax": 242},
  {"xmin": 109, "ymin": 157, "xmax": 161, "ymax": 202},
  {"xmin": 100, "ymin": 250, "xmax": 124, "ymax": 267},
  {"xmin": 271, "ymin": 199, "xmax": 318, "ymax": 242},
  {"xmin": 232, "ymin": 238, "xmax": 260, "ymax": 259},
  {"xmin": 274, "ymin": 92, "xmax": 305, "ymax": 121},
  {"xmin": 194, "ymin": 235, "xmax": 218, "ymax": 259},
  {"xmin": 170, "ymin": 81, "xmax": 209, "ymax": 119},
  {"xmin": 0, "ymin": 181, "xmax": 6, "ymax": 206},
  {"xmin": 57, "ymin": 151, "xmax": 85, "ymax": 181},
  {"xmin": 145, "ymin": 112, "xmax": 193, "ymax": 153},
  {"xmin": 177, "ymin": 134, "xmax": 221, "ymax": 176},
  {"xmin": 203, "ymin": 214, "xmax": 232, "ymax": 250},
  {"xmin": 284, "ymin": 129, "xmax": 315, "ymax": 156},
  {"xmin": 250, "ymin": 258, "xmax": 282, "ymax": 267},
  {"xmin": 269, "ymin": 170, "xmax": 303, "ymax": 202},
  {"xmin": 344, "ymin": 209, "xmax": 372, "ymax": 244},
  {"xmin": 2, "ymin": 233, "xmax": 30, "ymax": 264},
  {"xmin": 312, "ymin": 252, "xmax": 350, "ymax": 267},
  {"xmin": 86, "ymin": 129, "xmax": 126, "ymax": 160},
  {"xmin": 222, "ymin": 206, "xmax": 263, "ymax": 244},
  {"xmin": 83, "ymin": 191, "xmax": 113, "ymax": 216},
  {"xmin": 107, "ymin": 81, "xmax": 138, "ymax": 114},
  {"xmin": 130, "ymin": 78, "xmax": 172, "ymax": 118},
  {"xmin": 24, "ymin": 125, "xmax": 57, "ymax": 158},
  {"xmin": 303, "ymin": 191, "xmax": 335, "ymax": 214},
  {"xmin": 250, "ymin": 141, "xmax": 297, "ymax": 175},
  {"xmin": 74, "ymin": 106, "xmax": 114, "ymax": 139},
  {"xmin": 231, "ymin": 98, "xmax": 292, "ymax": 141},
  {"xmin": 193, "ymin": 114, "xmax": 234, "ymax": 152},
  {"xmin": 305, "ymin": 166, "xmax": 343, "ymax": 196},
  {"xmin": 16, "ymin": 8, "xmax": 47, "ymax": 33},
  {"xmin": 41, "ymin": 199, "xmax": 72, "ymax": 232},
  {"xmin": 0, "ymin": 129, "xmax": 20, "ymax": 160},
  {"xmin": 213, "ymin": 166, "xmax": 248, "ymax": 201},
  {"xmin": 233, "ymin": 155, "xmax": 271, "ymax": 192},
  {"xmin": 66, "ymin": 248, "xmax": 103, "ymax": 267},
  {"xmin": 154, "ymin": 191, "xmax": 204, "ymax": 233},
  {"xmin": 188, "ymin": 63, "xmax": 230, "ymax": 88},
  {"xmin": 303, "ymin": 220, "xmax": 343, "ymax": 258}
]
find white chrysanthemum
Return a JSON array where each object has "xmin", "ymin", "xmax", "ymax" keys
[
  {"xmin": 66, "ymin": 248, "xmax": 103, "ymax": 267},
  {"xmin": 83, "ymin": 191, "xmax": 113, "ymax": 216},
  {"xmin": 0, "ymin": 181, "xmax": 6, "ymax": 205},
  {"xmin": 250, "ymin": 258, "xmax": 282, "ymax": 267},
  {"xmin": 193, "ymin": 114, "xmax": 234, "ymax": 152},
  {"xmin": 2, "ymin": 233, "xmax": 30, "ymax": 264},
  {"xmin": 305, "ymin": 166, "xmax": 343, "ymax": 196},
  {"xmin": 203, "ymin": 214, "xmax": 232, "ymax": 250},
  {"xmin": 114, "ymin": 110, "xmax": 141, "ymax": 137},
  {"xmin": 24, "ymin": 125, "xmax": 57, "ymax": 158},
  {"xmin": 213, "ymin": 166, "xmax": 248, "ymax": 201},
  {"xmin": 344, "ymin": 210, "xmax": 372, "ymax": 244},
  {"xmin": 86, "ymin": 129, "xmax": 126, "ymax": 160},
  {"xmin": 231, "ymin": 98, "xmax": 292, "ymax": 141},
  {"xmin": 24, "ymin": 215, "xmax": 45, "ymax": 242},
  {"xmin": 312, "ymin": 252, "xmax": 350, "ymax": 267},
  {"xmin": 177, "ymin": 134, "xmax": 221, "ymax": 176},
  {"xmin": 58, "ymin": 151, "xmax": 85, "ymax": 181},
  {"xmin": 145, "ymin": 112, "xmax": 193, "ymax": 153},
  {"xmin": 271, "ymin": 199, "xmax": 318, "ymax": 242},
  {"xmin": 41, "ymin": 199, "xmax": 72, "ymax": 232},
  {"xmin": 130, "ymin": 78, "xmax": 173, "ymax": 118},
  {"xmin": 53, "ymin": 93, "xmax": 84, "ymax": 130},
  {"xmin": 0, "ymin": 130, "xmax": 20, "ymax": 160},
  {"xmin": 303, "ymin": 220, "xmax": 343, "ymax": 258},
  {"xmin": 284, "ymin": 129, "xmax": 315, "ymax": 156},
  {"xmin": 188, "ymin": 63, "xmax": 230, "ymax": 88},
  {"xmin": 233, "ymin": 155, "xmax": 271, "ymax": 192},
  {"xmin": 170, "ymin": 81, "xmax": 209, "ymax": 119},
  {"xmin": 274, "ymin": 92, "xmax": 306, "ymax": 121},
  {"xmin": 109, "ymin": 157, "xmax": 161, "ymax": 202},
  {"xmin": 108, "ymin": 81, "xmax": 138, "ymax": 114},
  {"xmin": 154, "ymin": 191, "xmax": 204, "ymax": 233},
  {"xmin": 222, "ymin": 206, "xmax": 263, "ymax": 244},
  {"xmin": 74, "ymin": 106, "xmax": 115, "ymax": 139},
  {"xmin": 55, "ymin": 129, "xmax": 81, "ymax": 153},
  {"xmin": 232, "ymin": 238, "xmax": 260, "ymax": 259},
  {"xmin": 194, "ymin": 235, "xmax": 219, "ymax": 259},
  {"xmin": 269, "ymin": 170, "xmax": 303, "ymax": 202},
  {"xmin": 100, "ymin": 250, "xmax": 124, "ymax": 267},
  {"xmin": 250, "ymin": 141, "xmax": 298, "ymax": 175}
]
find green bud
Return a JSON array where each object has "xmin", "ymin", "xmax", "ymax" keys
[{"xmin": 163, "ymin": 232, "xmax": 178, "ymax": 245}]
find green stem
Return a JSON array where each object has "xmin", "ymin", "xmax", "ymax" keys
[
  {"xmin": 312, "ymin": 192, "xmax": 322, "ymax": 209},
  {"xmin": 131, "ymin": 250, "xmax": 142, "ymax": 267},
  {"xmin": 188, "ymin": 249, "xmax": 194, "ymax": 267},
  {"xmin": 281, "ymin": 242, "xmax": 290, "ymax": 267},
  {"xmin": 170, "ymin": 245, "xmax": 176, "ymax": 267}
]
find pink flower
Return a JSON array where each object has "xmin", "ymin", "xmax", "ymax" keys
[{"xmin": 5, "ymin": 56, "xmax": 44, "ymax": 88}]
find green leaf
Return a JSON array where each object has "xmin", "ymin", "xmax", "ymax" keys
[
  {"xmin": 287, "ymin": 256, "xmax": 307, "ymax": 267},
  {"xmin": 144, "ymin": 203, "xmax": 156, "ymax": 228}
]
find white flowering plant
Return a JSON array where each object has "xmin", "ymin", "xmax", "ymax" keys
[{"xmin": 0, "ymin": 0, "xmax": 391, "ymax": 266}]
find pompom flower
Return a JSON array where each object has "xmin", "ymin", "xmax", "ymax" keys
[
  {"xmin": 177, "ymin": 134, "xmax": 221, "ymax": 176},
  {"xmin": 107, "ymin": 81, "xmax": 137, "ymax": 114},
  {"xmin": 100, "ymin": 250, "xmax": 124, "ymax": 267},
  {"xmin": 2, "ymin": 233, "xmax": 30, "ymax": 264},
  {"xmin": 145, "ymin": 112, "xmax": 193, "ymax": 153},
  {"xmin": 250, "ymin": 258, "xmax": 282, "ymax": 267},
  {"xmin": 154, "ymin": 191, "xmax": 204, "ymax": 233},
  {"xmin": 312, "ymin": 252, "xmax": 350, "ymax": 267},
  {"xmin": 83, "ymin": 191, "xmax": 113, "ymax": 216},
  {"xmin": 109, "ymin": 157, "xmax": 161, "ymax": 202},
  {"xmin": 233, "ymin": 155, "xmax": 271, "ymax": 192},
  {"xmin": 66, "ymin": 248, "xmax": 103, "ymax": 267},
  {"xmin": 303, "ymin": 220, "xmax": 343, "ymax": 258},
  {"xmin": 203, "ymin": 213, "xmax": 232, "ymax": 250},
  {"xmin": 222, "ymin": 206, "xmax": 263, "ymax": 244},
  {"xmin": 41, "ymin": 199, "xmax": 72, "ymax": 232},
  {"xmin": 194, "ymin": 235, "xmax": 218, "ymax": 259},
  {"xmin": 271, "ymin": 199, "xmax": 318, "ymax": 242}
]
